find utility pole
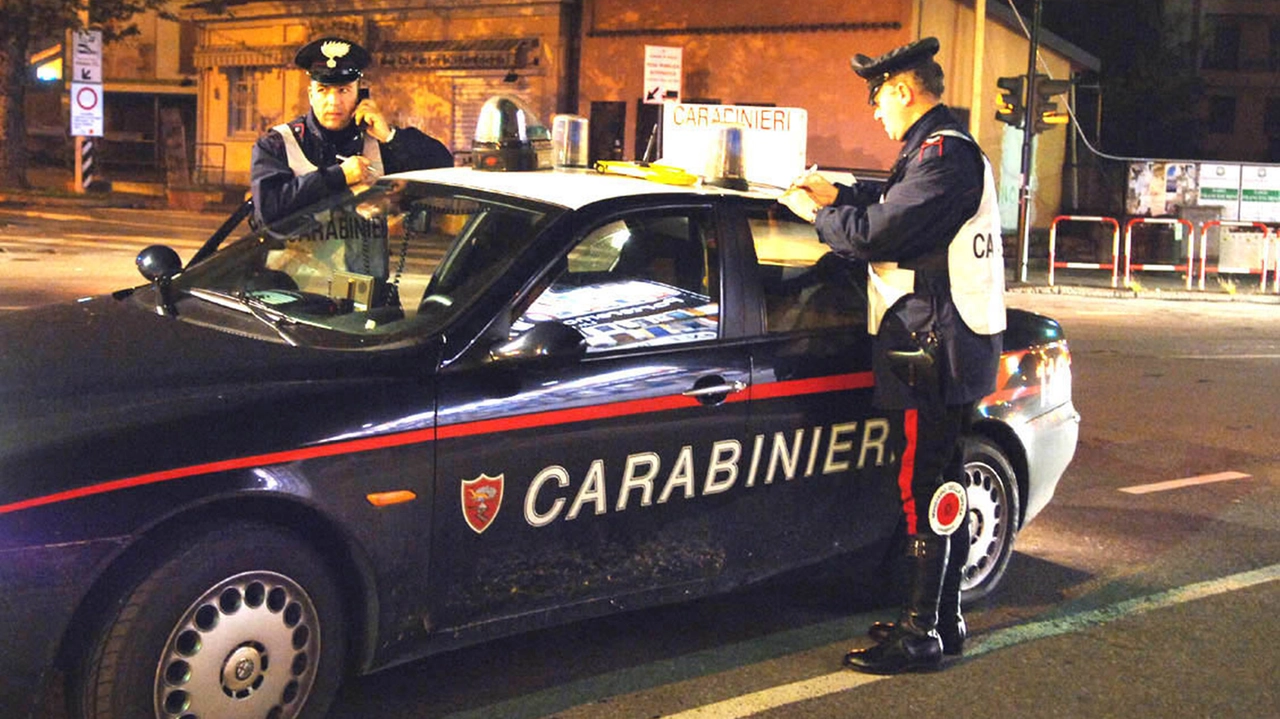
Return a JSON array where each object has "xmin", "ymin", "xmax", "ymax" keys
[
  {"xmin": 1016, "ymin": 0, "xmax": 1042, "ymax": 283},
  {"xmin": 968, "ymin": 0, "xmax": 987, "ymax": 139}
]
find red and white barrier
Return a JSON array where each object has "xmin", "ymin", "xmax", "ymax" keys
[
  {"xmin": 1196, "ymin": 221, "xmax": 1270, "ymax": 291},
  {"xmin": 1047, "ymin": 215, "xmax": 1121, "ymax": 287},
  {"xmin": 1124, "ymin": 217, "xmax": 1195, "ymax": 289}
]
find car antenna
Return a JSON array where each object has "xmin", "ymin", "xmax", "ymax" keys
[{"xmin": 641, "ymin": 123, "xmax": 658, "ymax": 165}]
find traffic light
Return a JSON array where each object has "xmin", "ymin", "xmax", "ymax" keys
[
  {"xmin": 995, "ymin": 76, "xmax": 1025, "ymax": 128},
  {"xmin": 1032, "ymin": 74, "xmax": 1071, "ymax": 133}
]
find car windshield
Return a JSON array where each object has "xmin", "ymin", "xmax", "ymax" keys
[{"xmin": 168, "ymin": 180, "xmax": 559, "ymax": 349}]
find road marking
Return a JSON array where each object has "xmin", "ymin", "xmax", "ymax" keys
[
  {"xmin": 1172, "ymin": 354, "xmax": 1280, "ymax": 360},
  {"xmin": 1119, "ymin": 471, "xmax": 1251, "ymax": 495},
  {"xmin": 662, "ymin": 563, "xmax": 1280, "ymax": 719},
  {"xmin": 663, "ymin": 671, "xmax": 887, "ymax": 718},
  {"xmin": 967, "ymin": 562, "xmax": 1280, "ymax": 655}
]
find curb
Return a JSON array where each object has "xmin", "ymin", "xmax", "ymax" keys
[{"xmin": 1007, "ymin": 283, "xmax": 1280, "ymax": 304}]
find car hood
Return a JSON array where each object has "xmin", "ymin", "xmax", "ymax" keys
[
  {"xmin": 0, "ymin": 292, "xmax": 439, "ymax": 509},
  {"xmin": 0, "ymin": 293, "xmax": 340, "ymax": 400}
]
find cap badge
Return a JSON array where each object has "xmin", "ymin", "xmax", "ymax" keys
[{"xmin": 320, "ymin": 40, "xmax": 351, "ymax": 68}]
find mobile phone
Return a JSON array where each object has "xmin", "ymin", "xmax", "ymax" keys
[{"xmin": 358, "ymin": 87, "xmax": 370, "ymax": 102}]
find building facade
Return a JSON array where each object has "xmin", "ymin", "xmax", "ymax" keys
[
  {"xmin": 180, "ymin": 0, "xmax": 1093, "ymax": 228},
  {"xmin": 182, "ymin": 0, "xmax": 577, "ymax": 184},
  {"xmin": 1195, "ymin": 0, "xmax": 1280, "ymax": 162}
]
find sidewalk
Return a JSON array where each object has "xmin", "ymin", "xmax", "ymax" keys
[
  {"xmin": 0, "ymin": 167, "xmax": 245, "ymax": 214},
  {"xmin": 1009, "ymin": 266, "xmax": 1280, "ymax": 304}
]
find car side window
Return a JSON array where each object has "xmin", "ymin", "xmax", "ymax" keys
[
  {"xmin": 746, "ymin": 206, "xmax": 867, "ymax": 333},
  {"xmin": 515, "ymin": 209, "xmax": 720, "ymax": 353}
]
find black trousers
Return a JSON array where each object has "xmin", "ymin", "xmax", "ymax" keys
[{"xmin": 896, "ymin": 401, "xmax": 973, "ymax": 537}]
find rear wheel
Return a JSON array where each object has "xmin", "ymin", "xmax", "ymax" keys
[
  {"xmin": 75, "ymin": 522, "xmax": 346, "ymax": 719},
  {"xmin": 958, "ymin": 436, "xmax": 1020, "ymax": 602}
]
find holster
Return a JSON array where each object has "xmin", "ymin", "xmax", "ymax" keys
[{"xmin": 886, "ymin": 330, "xmax": 940, "ymax": 400}]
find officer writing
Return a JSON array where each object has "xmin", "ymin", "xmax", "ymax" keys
[
  {"xmin": 780, "ymin": 37, "xmax": 1005, "ymax": 674},
  {"xmin": 250, "ymin": 36, "xmax": 453, "ymax": 226}
]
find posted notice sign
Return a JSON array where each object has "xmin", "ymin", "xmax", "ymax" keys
[
  {"xmin": 71, "ymin": 29, "xmax": 103, "ymax": 83},
  {"xmin": 643, "ymin": 46, "xmax": 682, "ymax": 104},
  {"xmin": 70, "ymin": 82, "xmax": 104, "ymax": 137},
  {"xmin": 661, "ymin": 103, "xmax": 808, "ymax": 189},
  {"xmin": 1240, "ymin": 165, "xmax": 1280, "ymax": 223}
]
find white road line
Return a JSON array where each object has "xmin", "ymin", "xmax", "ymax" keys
[
  {"xmin": 663, "ymin": 672, "xmax": 887, "ymax": 719},
  {"xmin": 1119, "ymin": 471, "xmax": 1251, "ymax": 494},
  {"xmin": 662, "ymin": 563, "xmax": 1280, "ymax": 719},
  {"xmin": 1171, "ymin": 354, "xmax": 1280, "ymax": 360}
]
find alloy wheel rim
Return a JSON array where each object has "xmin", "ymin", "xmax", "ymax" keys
[{"xmin": 153, "ymin": 570, "xmax": 320, "ymax": 719}]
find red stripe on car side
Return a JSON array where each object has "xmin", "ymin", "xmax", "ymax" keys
[
  {"xmin": 0, "ymin": 428, "xmax": 439, "ymax": 515},
  {"xmin": 0, "ymin": 371, "xmax": 873, "ymax": 515}
]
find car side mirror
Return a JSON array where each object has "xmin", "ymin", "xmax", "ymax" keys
[
  {"xmin": 136, "ymin": 245, "xmax": 183, "ymax": 282},
  {"xmin": 490, "ymin": 321, "xmax": 586, "ymax": 363},
  {"xmin": 136, "ymin": 244, "xmax": 184, "ymax": 316}
]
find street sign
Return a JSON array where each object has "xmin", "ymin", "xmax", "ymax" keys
[
  {"xmin": 72, "ymin": 29, "xmax": 103, "ymax": 83},
  {"xmin": 71, "ymin": 82, "xmax": 104, "ymax": 137},
  {"xmin": 643, "ymin": 45, "xmax": 682, "ymax": 104}
]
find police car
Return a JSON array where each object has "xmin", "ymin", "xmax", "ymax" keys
[{"xmin": 0, "ymin": 99, "xmax": 1078, "ymax": 719}]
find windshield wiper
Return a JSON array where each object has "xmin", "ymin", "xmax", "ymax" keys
[{"xmin": 187, "ymin": 288, "xmax": 304, "ymax": 347}]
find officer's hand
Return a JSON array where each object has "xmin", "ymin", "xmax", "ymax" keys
[
  {"xmin": 354, "ymin": 99, "xmax": 393, "ymax": 142},
  {"xmin": 778, "ymin": 187, "xmax": 819, "ymax": 223},
  {"xmin": 340, "ymin": 155, "xmax": 375, "ymax": 186},
  {"xmin": 795, "ymin": 174, "xmax": 839, "ymax": 207}
]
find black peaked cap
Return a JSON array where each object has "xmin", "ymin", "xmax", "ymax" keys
[
  {"xmin": 850, "ymin": 36, "xmax": 940, "ymax": 103},
  {"xmin": 295, "ymin": 36, "xmax": 371, "ymax": 85}
]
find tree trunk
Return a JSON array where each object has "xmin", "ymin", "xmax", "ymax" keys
[{"xmin": 2, "ymin": 23, "xmax": 32, "ymax": 189}]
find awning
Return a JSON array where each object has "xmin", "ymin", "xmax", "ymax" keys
[
  {"xmin": 193, "ymin": 45, "xmax": 292, "ymax": 69},
  {"xmin": 374, "ymin": 38, "xmax": 540, "ymax": 71}
]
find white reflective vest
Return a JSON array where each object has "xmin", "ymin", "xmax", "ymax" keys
[
  {"xmin": 270, "ymin": 123, "xmax": 384, "ymax": 178},
  {"xmin": 271, "ymin": 124, "xmax": 388, "ymax": 278},
  {"xmin": 867, "ymin": 130, "xmax": 1006, "ymax": 336}
]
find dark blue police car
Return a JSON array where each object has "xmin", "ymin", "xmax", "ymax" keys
[{"xmin": 0, "ymin": 116, "xmax": 1078, "ymax": 719}]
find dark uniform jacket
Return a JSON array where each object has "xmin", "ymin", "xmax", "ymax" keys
[
  {"xmin": 250, "ymin": 111, "xmax": 453, "ymax": 226},
  {"xmin": 813, "ymin": 104, "xmax": 1001, "ymax": 409}
]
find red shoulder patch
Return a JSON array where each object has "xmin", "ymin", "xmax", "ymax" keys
[{"xmin": 918, "ymin": 134, "xmax": 946, "ymax": 161}]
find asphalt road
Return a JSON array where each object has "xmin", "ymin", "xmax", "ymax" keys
[{"xmin": 4, "ymin": 206, "xmax": 1277, "ymax": 718}]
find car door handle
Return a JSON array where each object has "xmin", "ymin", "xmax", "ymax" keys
[{"xmin": 682, "ymin": 379, "xmax": 748, "ymax": 398}]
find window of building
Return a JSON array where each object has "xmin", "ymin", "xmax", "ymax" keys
[
  {"xmin": 1208, "ymin": 96, "xmax": 1237, "ymax": 134},
  {"xmin": 1204, "ymin": 15, "xmax": 1241, "ymax": 71},
  {"xmin": 1271, "ymin": 21, "xmax": 1280, "ymax": 71},
  {"xmin": 1265, "ymin": 98, "xmax": 1280, "ymax": 137},
  {"xmin": 227, "ymin": 68, "xmax": 259, "ymax": 135}
]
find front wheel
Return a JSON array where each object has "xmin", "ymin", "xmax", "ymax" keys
[
  {"xmin": 75, "ymin": 522, "xmax": 346, "ymax": 719},
  {"xmin": 958, "ymin": 436, "xmax": 1021, "ymax": 602}
]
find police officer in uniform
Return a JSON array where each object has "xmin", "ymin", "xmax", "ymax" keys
[
  {"xmin": 250, "ymin": 36, "xmax": 453, "ymax": 227},
  {"xmin": 781, "ymin": 37, "xmax": 1005, "ymax": 674}
]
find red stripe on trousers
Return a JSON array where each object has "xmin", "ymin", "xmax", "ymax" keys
[{"xmin": 898, "ymin": 408, "xmax": 919, "ymax": 534}]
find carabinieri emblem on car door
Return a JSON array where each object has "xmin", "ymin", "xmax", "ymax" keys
[{"xmin": 461, "ymin": 473, "xmax": 504, "ymax": 534}]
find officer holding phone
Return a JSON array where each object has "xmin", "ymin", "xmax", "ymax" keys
[{"xmin": 250, "ymin": 36, "xmax": 453, "ymax": 226}]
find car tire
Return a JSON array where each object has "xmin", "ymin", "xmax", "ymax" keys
[
  {"xmin": 958, "ymin": 436, "xmax": 1021, "ymax": 602},
  {"xmin": 75, "ymin": 521, "xmax": 346, "ymax": 719}
]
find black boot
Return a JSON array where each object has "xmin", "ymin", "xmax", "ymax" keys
[
  {"xmin": 843, "ymin": 535, "xmax": 948, "ymax": 674},
  {"xmin": 866, "ymin": 520, "xmax": 969, "ymax": 655}
]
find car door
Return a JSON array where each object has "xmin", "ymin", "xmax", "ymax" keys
[
  {"xmin": 429, "ymin": 202, "xmax": 754, "ymax": 631},
  {"xmin": 731, "ymin": 200, "xmax": 903, "ymax": 570}
]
